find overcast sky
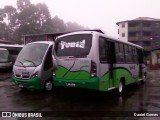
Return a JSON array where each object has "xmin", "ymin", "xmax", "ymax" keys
[{"xmin": 1, "ymin": 0, "xmax": 160, "ymax": 38}]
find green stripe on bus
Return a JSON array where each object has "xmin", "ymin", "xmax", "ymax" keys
[
  {"xmin": 56, "ymin": 66, "xmax": 90, "ymax": 80},
  {"xmin": 99, "ymin": 68, "xmax": 133, "ymax": 91}
]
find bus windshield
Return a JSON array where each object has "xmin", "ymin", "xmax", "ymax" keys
[
  {"xmin": 0, "ymin": 50, "xmax": 9, "ymax": 62},
  {"xmin": 15, "ymin": 43, "xmax": 48, "ymax": 67},
  {"xmin": 55, "ymin": 34, "xmax": 92, "ymax": 57}
]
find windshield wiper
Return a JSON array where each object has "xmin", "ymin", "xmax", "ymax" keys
[
  {"xmin": 23, "ymin": 59, "xmax": 36, "ymax": 67},
  {"xmin": 17, "ymin": 60, "xmax": 26, "ymax": 67}
]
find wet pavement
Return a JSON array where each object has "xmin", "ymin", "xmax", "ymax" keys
[{"xmin": 0, "ymin": 70, "xmax": 160, "ymax": 120}]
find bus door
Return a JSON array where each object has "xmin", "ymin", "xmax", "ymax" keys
[
  {"xmin": 99, "ymin": 38, "xmax": 115, "ymax": 89},
  {"xmin": 106, "ymin": 41, "xmax": 115, "ymax": 88},
  {"xmin": 41, "ymin": 46, "xmax": 53, "ymax": 84},
  {"xmin": 129, "ymin": 47, "xmax": 139, "ymax": 78}
]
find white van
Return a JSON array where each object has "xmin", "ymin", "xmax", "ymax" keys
[{"xmin": 12, "ymin": 41, "xmax": 54, "ymax": 91}]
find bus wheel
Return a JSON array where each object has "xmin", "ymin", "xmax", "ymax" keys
[
  {"xmin": 44, "ymin": 80, "xmax": 53, "ymax": 92},
  {"xmin": 118, "ymin": 81, "xmax": 124, "ymax": 94}
]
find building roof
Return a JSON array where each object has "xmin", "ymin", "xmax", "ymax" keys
[
  {"xmin": 0, "ymin": 40, "xmax": 15, "ymax": 44},
  {"xmin": 133, "ymin": 17, "xmax": 160, "ymax": 21},
  {"xmin": 116, "ymin": 17, "xmax": 160, "ymax": 25}
]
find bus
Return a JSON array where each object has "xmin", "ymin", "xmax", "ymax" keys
[
  {"xmin": 52, "ymin": 30, "xmax": 147, "ymax": 94},
  {"xmin": 0, "ymin": 48, "xmax": 12, "ymax": 71},
  {"xmin": 0, "ymin": 44, "xmax": 23, "ymax": 63},
  {"xmin": 12, "ymin": 41, "xmax": 54, "ymax": 91}
]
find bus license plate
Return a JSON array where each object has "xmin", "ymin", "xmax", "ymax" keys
[{"xmin": 67, "ymin": 83, "xmax": 76, "ymax": 87}]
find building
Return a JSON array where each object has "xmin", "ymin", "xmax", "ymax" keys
[
  {"xmin": 0, "ymin": 39, "xmax": 16, "ymax": 44},
  {"xmin": 117, "ymin": 17, "xmax": 160, "ymax": 69}
]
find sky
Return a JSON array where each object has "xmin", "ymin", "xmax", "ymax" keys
[{"xmin": 1, "ymin": 0, "xmax": 160, "ymax": 38}]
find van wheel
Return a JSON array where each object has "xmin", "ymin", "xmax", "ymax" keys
[
  {"xmin": 118, "ymin": 81, "xmax": 124, "ymax": 94},
  {"xmin": 44, "ymin": 80, "xmax": 53, "ymax": 92}
]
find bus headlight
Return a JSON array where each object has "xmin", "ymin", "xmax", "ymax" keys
[
  {"xmin": 30, "ymin": 71, "xmax": 39, "ymax": 78},
  {"xmin": 52, "ymin": 68, "xmax": 56, "ymax": 76}
]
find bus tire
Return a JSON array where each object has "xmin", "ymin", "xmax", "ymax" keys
[
  {"xmin": 44, "ymin": 80, "xmax": 54, "ymax": 92},
  {"xmin": 118, "ymin": 80, "xmax": 124, "ymax": 94}
]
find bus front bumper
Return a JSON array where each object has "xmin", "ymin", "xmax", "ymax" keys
[
  {"xmin": 53, "ymin": 77, "xmax": 99, "ymax": 90},
  {"xmin": 12, "ymin": 76, "xmax": 41, "ymax": 90}
]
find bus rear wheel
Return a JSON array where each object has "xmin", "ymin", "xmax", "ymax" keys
[{"xmin": 44, "ymin": 80, "xmax": 53, "ymax": 92}]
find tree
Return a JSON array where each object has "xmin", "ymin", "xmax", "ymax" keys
[
  {"xmin": 52, "ymin": 16, "xmax": 67, "ymax": 32},
  {"xmin": 16, "ymin": 0, "xmax": 54, "ymax": 43},
  {"xmin": 0, "ymin": 0, "xmax": 88, "ymax": 44},
  {"xmin": 66, "ymin": 22, "xmax": 88, "ymax": 32},
  {"xmin": 0, "ymin": 6, "xmax": 17, "ymax": 41}
]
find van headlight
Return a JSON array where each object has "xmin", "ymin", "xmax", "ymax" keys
[{"xmin": 30, "ymin": 71, "xmax": 39, "ymax": 78}]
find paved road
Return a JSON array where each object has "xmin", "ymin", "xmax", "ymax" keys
[{"xmin": 0, "ymin": 70, "xmax": 160, "ymax": 120}]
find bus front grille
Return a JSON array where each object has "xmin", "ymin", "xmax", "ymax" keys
[{"xmin": 15, "ymin": 74, "xmax": 30, "ymax": 80}]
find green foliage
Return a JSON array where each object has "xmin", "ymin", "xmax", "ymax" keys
[{"xmin": 0, "ymin": 0, "xmax": 88, "ymax": 44}]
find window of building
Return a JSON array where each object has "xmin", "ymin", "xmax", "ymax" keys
[
  {"xmin": 122, "ymin": 23, "xmax": 125, "ymax": 28},
  {"xmin": 143, "ymin": 41, "xmax": 151, "ymax": 46},
  {"xmin": 154, "ymin": 32, "xmax": 159, "ymax": 37},
  {"xmin": 129, "ymin": 32, "xmax": 136, "ymax": 37},
  {"xmin": 122, "ymin": 33, "xmax": 125, "ymax": 37},
  {"xmin": 155, "ymin": 23, "xmax": 160, "ymax": 27},
  {"xmin": 143, "ymin": 32, "xmax": 151, "ymax": 37},
  {"xmin": 128, "ymin": 23, "xmax": 136, "ymax": 27},
  {"xmin": 143, "ymin": 22, "xmax": 151, "ymax": 27}
]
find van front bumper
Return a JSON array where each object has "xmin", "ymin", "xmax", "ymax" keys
[{"xmin": 12, "ymin": 76, "xmax": 41, "ymax": 90}]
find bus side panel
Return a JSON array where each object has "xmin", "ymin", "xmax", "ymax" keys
[
  {"xmin": 55, "ymin": 58, "xmax": 91, "ymax": 80},
  {"xmin": 99, "ymin": 63, "xmax": 140, "ymax": 91},
  {"xmin": 99, "ymin": 64, "xmax": 110, "ymax": 91}
]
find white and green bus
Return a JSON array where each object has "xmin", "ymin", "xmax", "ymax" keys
[{"xmin": 52, "ymin": 30, "xmax": 147, "ymax": 94}]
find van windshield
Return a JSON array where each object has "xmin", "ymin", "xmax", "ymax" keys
[
  {"xmin": 0, "ymin": 50, "xmax": 9, "ymax": 62},
  {"xmin": 15, "ymin": 43, "xmax": 48, "ymax": 67},
  {"xmin": 55, "ymin": 34, "xmax": 92, "ymax": 57}
]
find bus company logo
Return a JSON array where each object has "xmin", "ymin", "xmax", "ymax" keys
[
  {"xmin": 2, "ymin": 112, "xmax": 11, "ymax": 117},
  {"xmin": 60, "ymin": 40, "xmax": 85, "ymax": 49}
]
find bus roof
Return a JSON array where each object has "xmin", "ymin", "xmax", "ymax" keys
[{"xmin": 56, "ymin": 30, "xmax": 143, "ymax": 49}]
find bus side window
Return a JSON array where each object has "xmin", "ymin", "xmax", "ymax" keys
[
  {"xmin": 124, "ymin": 45, "xmax": 132, "ymax": 63},
  {"xmin": 106, "ymin": 40, "xmax": 115, "ymax": 64},
  {"xmin": 132, "ymin": 47, "xmax": 138, "ymax": 63},
  {"xmin": 99, "ymin": 37, "xmax": 115, "ymax": 63},
  {"xmin": 43, "ymin": 46, "xmax": 53, "ymax": 71},
  {"xmin": 116, "ymin": 43, "xmax": 125, "ymax": 63},
  {"xmin": 99, "ymin": 38, "xmax": 107, "ymax": 63},
  {"xmin": 128, "ymin": 46, "xmax": 132, "ymax": 63}
]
